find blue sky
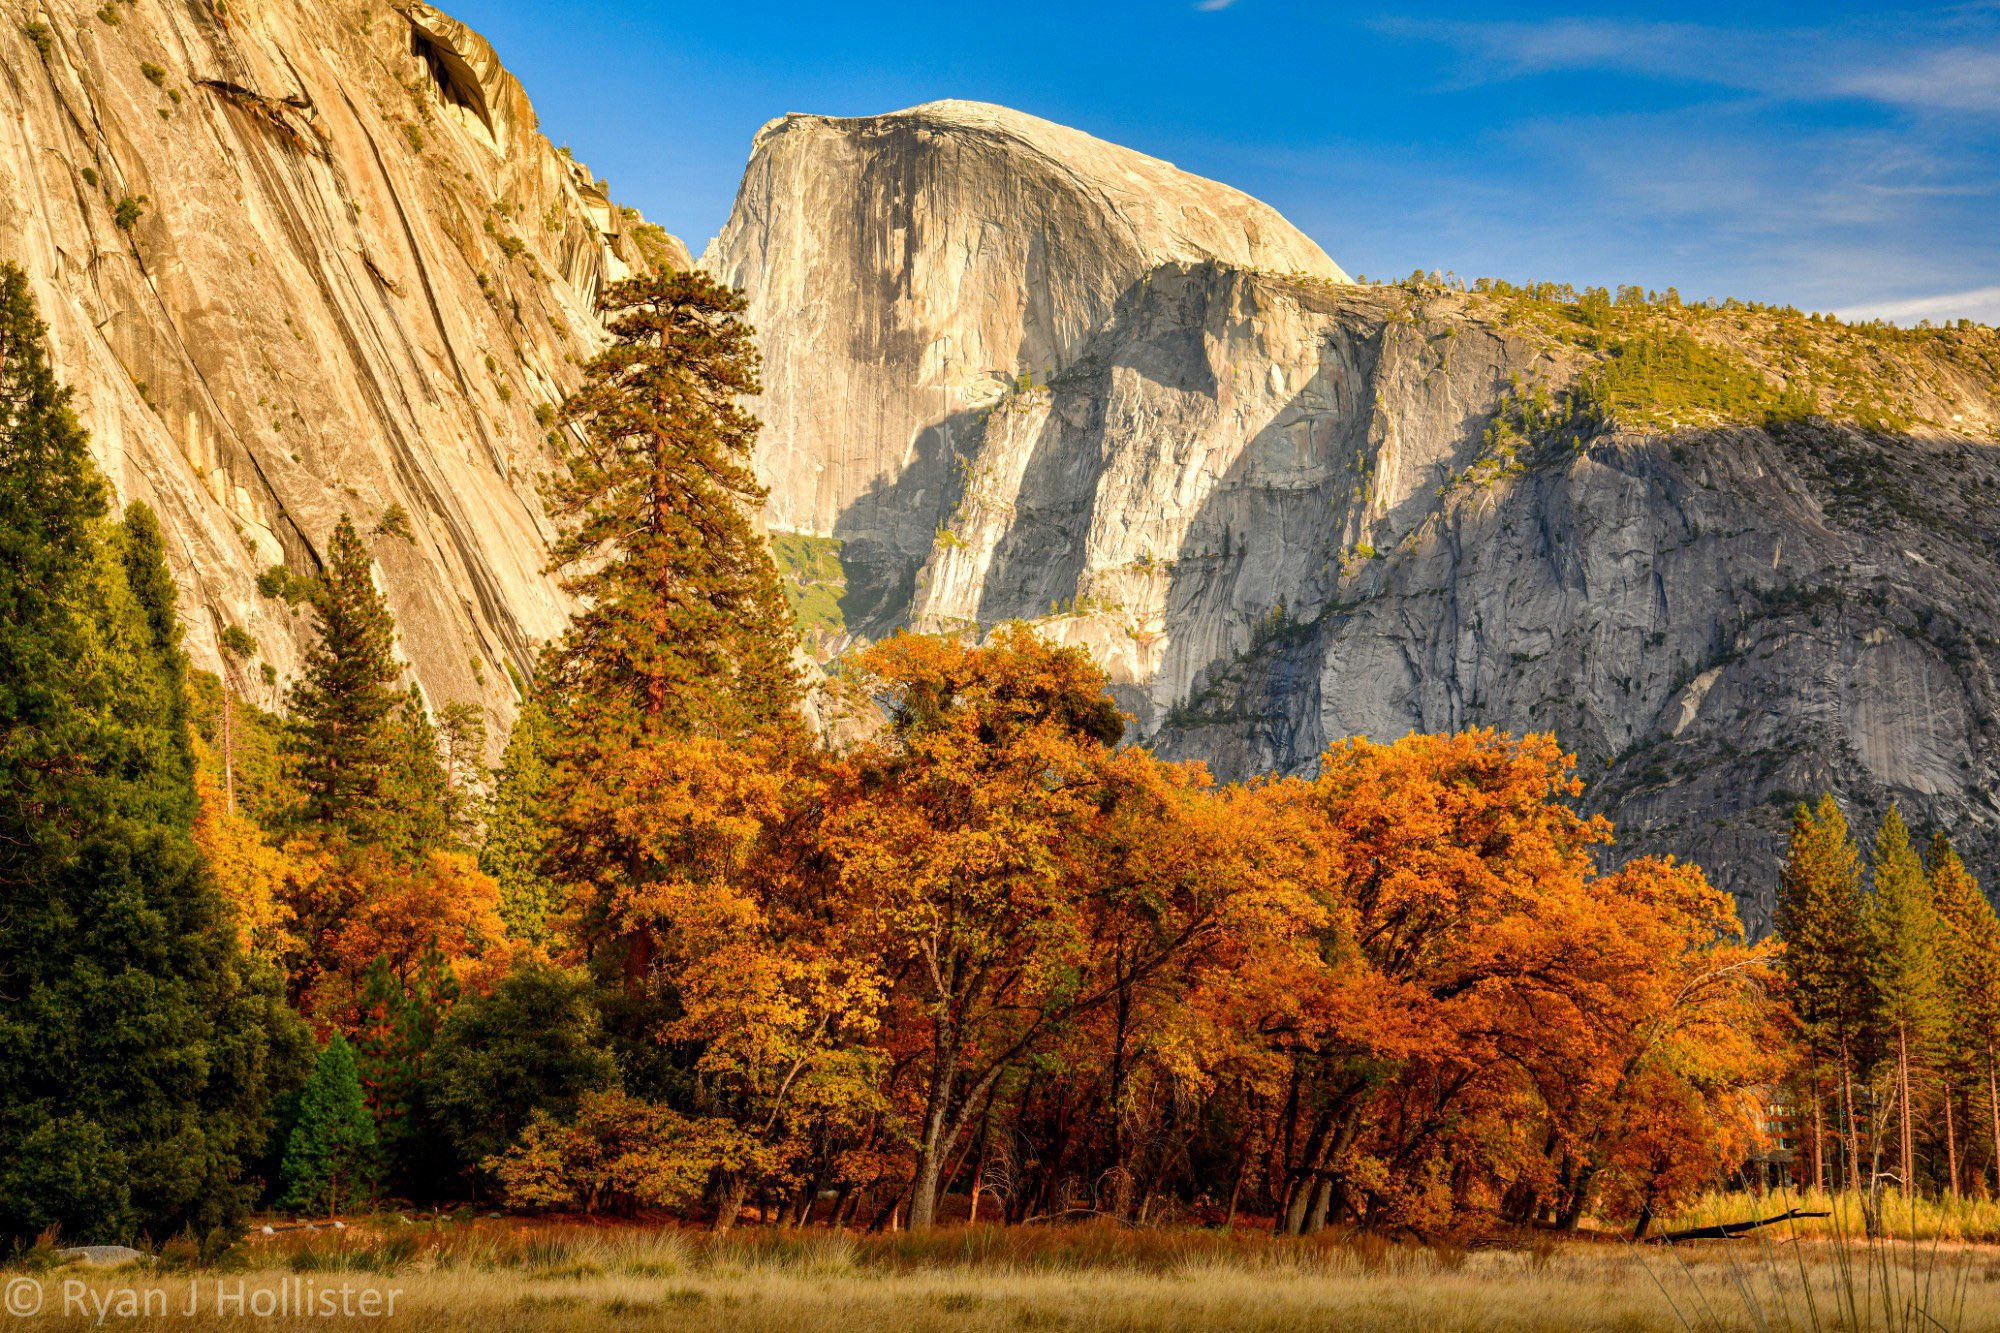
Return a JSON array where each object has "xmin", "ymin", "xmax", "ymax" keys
[{"xmin": 447, "ymin": 1, "xmax": 2000, "ymax": 322}]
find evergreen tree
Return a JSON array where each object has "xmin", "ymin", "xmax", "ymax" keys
[
  {"xmin": 435, "ymin": 699, "xmax": 488, "ymax": 845},
  {"xmin": 426, "ymin": 963, "xmax": 618, "ymax": 1175},
  {"xmin": 353, "ymin": 949, "xmax": 459, "ymax": 1201},
  {"xmin": 481, "ymin": 689, "xmax": 554, "ymax": 941},
  {"xmin": 538, "ymin": 271, "xmax": 803, "ymax": 981},
  {"xmin": 0, "ymin": 261, "xmax": 111, "ymax": 859},
  {"xmin": 1864, "ymin": 806, "xmax": 1947, "ymax": 1196},
  {"xmin": 378, "ymin": 684, "xmax": 457, "ymax": 856},
  {"xmin": 542, "ymin": 269, "xmax": 799, "ymax": 744},
  {"xmin": 288, "ymin": 514, "xmax": 402, "ymax": 839},
  {"xmin": 1927, "ymin": 833, "xmax": 1999, "ymax": 1197},
  {"xmin": 279, "ymin": 1034, "xmax": 377, "ymax": 1214},
  {"xmin": 0, "ymin": 267, "xmax": 309, "ymax": 1244},
  {"xmin": 1775, "ymin": 795, "xmax": 1871, "ymax": 1192}
]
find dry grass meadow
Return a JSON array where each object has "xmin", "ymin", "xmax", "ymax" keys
[{"xmin": 12, "ymin": 1211, "xmax": 2000, "ymax": 1332}]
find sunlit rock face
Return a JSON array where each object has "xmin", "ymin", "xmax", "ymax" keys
[
  {"xmin": 702, "ymin": 99, "xmax": 1348, "ymax": 637},
  {"xmin": 0, "ymin": 0, "xmax": 685, "ymax": 736}
]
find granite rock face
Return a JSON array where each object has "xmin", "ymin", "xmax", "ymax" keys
[
  {"xmin": 0, "ymin": 0, "xmax": 682, "ymax": 737},
  {"xmin": 702, "ymin": 100, "xmax": 1347, "ymax": 638},
  {"xmin": 898, "ymin": 264, "xmax": 2000, "ymax": 921}
]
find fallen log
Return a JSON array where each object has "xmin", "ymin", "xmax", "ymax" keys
[{"xmin": 1648, "ymin": 1208, "xmax": 1832, "ymax": 1243}]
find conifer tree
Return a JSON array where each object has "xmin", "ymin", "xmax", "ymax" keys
[
  {"xmin": 1928, "ymin": 833, "xmax": 2000, "ymax": 1197},
  {"xmin": 279, "ymin": 1034, "xmax": 377, "ymax": 1214},
  {"xmin": 1, "ymin": 261, "xmax": 111, "ymax": 855},
  {"xmin": 354, "ymin": 949, "xmax": 459, "ymax": 1199},
  {"xmin": 481, "ymin": 689, "xmax": 554, "ymax": 941},
  {"xmin": 1775, "ymin": 795, "xmax": 1871, "ymax": 1191},
  {"xmin": 378, "ymin": 684, "xmax": 457, "ymax": 856},
  {"xmin": 543, "ymin": 270, "xmax": 799, "ymax": 743},
  {"xmin": 0, "ymin": 266, "xmax": 309, "ymax": 1244},
  {"xmin": 538, "ymin": 271, "xmax": 802, "ymax": 980},
  {"xmin": 288, "ymin": 514, "xmax": 402, "ymax": 839},
  {"xmin": 1865, "ymin": 806, "xmax": 1947, "ymax": 1196}
]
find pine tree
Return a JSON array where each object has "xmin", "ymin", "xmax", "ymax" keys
[
  {"xmin": 1927, "ymin": 833, "xmax": 1999, "ymax": 1197},
  {"xmin": 287, "ymin": 514, "xmax": 403, "ymax": 839},
  {"xmin": 377, "ymin": 684, "xmax": 456, "ymax": 856},
  {"xmin": 542, "ymin": 269, "xmax": 799, "ymax": 743},
  {"xmin": 0, "ymin": 261, "xmax": 111, "ymax": 859},
  {"xmin": 0, "ymin": 268, "xmax": 310, "ymax": 1244},
  {"xmin": 538, "ymin": 271, "xmax": 802, "ymax": 979},
  {"xmin": 279, "ymin": 1034, "xmax": 377, "ymax": 1215},
  {"xmin": 481, "ymin": 689, "xmax": 554, "ymax": 941},
  {"xmin": 1864, "ymin": 806, "xmax": 1947, "ymax": 1196},
  {"xmin": 353, "ymin": 948, "xmax": 459, "ymax": 1200},
  {"xmin": 1775, "ymin": 795, "xmax": 1871, "ymax": 1193}
]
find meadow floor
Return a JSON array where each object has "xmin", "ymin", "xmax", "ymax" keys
[{"xmin": 11, "ymin": 1219, "xmax": 2000, "ymax": 1331}]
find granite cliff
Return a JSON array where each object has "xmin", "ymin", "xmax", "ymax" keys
[
  {"xmin": 703, "ymin": 99, "xmax": 1347, "ymax": 645},
  {"xmin": 0, "ymin": 0, "xmax": 684, "ymax": 736}
]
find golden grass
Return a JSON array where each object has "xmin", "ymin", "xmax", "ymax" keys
[
  {"xmin": 1663, "ymin": 1187, "xmax": 2000, "ymax": 1243},
  {"xmin": 12, "ymin": 1220, "xmax": 2000, "ymax": 1331}
]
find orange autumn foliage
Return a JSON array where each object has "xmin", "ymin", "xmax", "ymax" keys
[{"xmin": 523, "ymin": 629, "xmax": 1773, "ymax": 1236}]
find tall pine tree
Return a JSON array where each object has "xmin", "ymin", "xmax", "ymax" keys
[
  {"xmin": 537, "ymin": 271, "xmax": 803, "ymax": 977},
  {"xmin": 1927, "ymin": 833, "xmax": 1999, "ymax": 1198},
  {"xmin": 288, "ymin": 514, "xmax": 402, "ymax": 839},
  {"xmin": 1775, "ymin": 794, "xmax": 1871, "ymax": 1192},
  {"xmin": 278, "ymin": 1034, "xmax": 377, "ymax": 1214},
  {"xmin": 1864, "ymin": 806, "xmax": 1947, "ymax": 1197},
  {"xmin": 0, "ymin": 261, "xmax": 309, "ymax": 1245},
  {"xmin": 481, "ymin": 688, "xmax": 554, "ymax": 942},
  {"xmin": 542, "ymin": 269, "xmax": 799, "ymax": 742}
]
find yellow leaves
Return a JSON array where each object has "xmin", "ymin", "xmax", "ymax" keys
[
  {"xmin": 192, "ymin": 770, "xmax": 299, "ymax": 966},
  {"xmin": 488, "ymin": 1090, "xmax": 762, "ymax": 1216}
]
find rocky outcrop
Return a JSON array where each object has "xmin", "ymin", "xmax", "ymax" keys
[
  {"xmin": 702, "ymin": 100, "xmax": 1346, "ymax": 639},
  {"xmin": 898, "ymin": 263, "xmax": 2000, "ymax": 921},
  {"xmin": 0, "ymin": 0, "xmax": 681, "ymax": 738}
]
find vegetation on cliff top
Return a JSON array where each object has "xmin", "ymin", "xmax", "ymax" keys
[{"xmin": 1290, "ymin": 269, "xmax": 2000, "ymax": 437}]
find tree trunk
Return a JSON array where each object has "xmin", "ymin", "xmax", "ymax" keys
[
  {"xmin": 1947, "ymin": 1084, "xmax": 1961, "ymax": 1202},
  {"xmin": 968, "ymin": 1124, "xmax": 990, "ymax": 1226},
  {"xmin": 908, "ymin": 1020, "xmax": 962, "ymax": 1230},
  {"xmin": 1223, "ymin": 1129, "xmax": 1249, "ymax": 1232},
  {"xmin": 1989, "ymin": 1047, "xmax": 2000, "ymax": 1197},
  {"xmin": 1558, "ymin": 1163, "xmax": 1599, "ymax": 1232},
  {"xmin": 1898, "ymin": 1023, "xmax": 1914, "ymax": 1196},
  {"xmin": 1839, "ymin": 1031, "xmax": 1875, "ymax": 1238},
  {"xmin": 1303, "ymin": 1177, "xmax": 1334, "ymax": 1235},
  {"xmin": 1810, "ymin": 1076, "xmax": 1826, "ymax": 1194},
  {"xmin": 711, "ymin": 1172, "xmax": 749, "ymax": 1234}
]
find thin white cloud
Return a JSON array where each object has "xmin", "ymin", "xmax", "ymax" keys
[
  {"xmin": 1839, "ymin": 285, "xmax": 2000, "ymax": 326},
  {"xmin": 1194, "ymin": 0, "xmax": 1241, "ymax": 10},
  {"xmin": 1372, "ymin": 13, "xmax": 2000, "ymax": 118}
]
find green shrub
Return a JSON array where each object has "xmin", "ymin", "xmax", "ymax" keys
[
  {"xmin": 373, "ymin": 501, "xmax": 415, "ymax": 544},
  {"xmin": 23, "ymin": 21, "xmax": 53, "ymax": 58},
  {"xmin": 219, "ymin": 625, "xmax": 258, "ymax": 660},
  {"xmin": 140, "ymin": 60, "xmax": 166, "ymax": 87},
  {"xmin": 256, "ymin": 563, "xmax": 318, "ymax": 604},
  {"xmin": 113, "ymin": 194, "xmax": 147, "ymax": 231}
]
